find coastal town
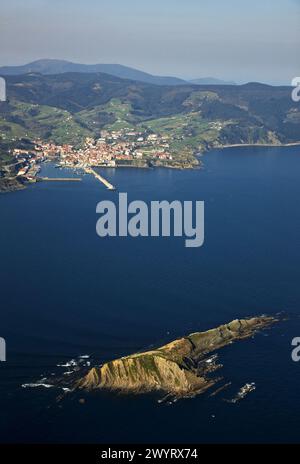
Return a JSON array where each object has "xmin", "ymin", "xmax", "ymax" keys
[
  {"xmin": 16, "ymin": 129, "xmax": 173, "ymax": 170},
  {"xmin": 0, "ymin": 128, "xmax": 198, "ymax": 192},
  {"xmin": 57, "ymin": 129, "xmax": 174, "ymax": 168}
]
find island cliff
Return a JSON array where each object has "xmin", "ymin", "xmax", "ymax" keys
[{"xmin": 75, "ymin": 316, "xmax": 276, "ymax": 399}]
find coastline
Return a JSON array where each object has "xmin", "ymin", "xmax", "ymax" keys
[
  {"xmin": 1, "ymin": 141, "xmax": 299, "ymax": 194},
  {"xmin": 216, "ymin": 141, "xmax": 300, "ymax": 149}
]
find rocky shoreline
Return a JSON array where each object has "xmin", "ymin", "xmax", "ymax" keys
[{"xmin": 0, "ymin": 177, "xmax": 25, "ymax": 193}]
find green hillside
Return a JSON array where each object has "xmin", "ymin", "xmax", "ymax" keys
[{"xmin": 1, "ymin": 73, "xmax": 299, "ymax": 166}]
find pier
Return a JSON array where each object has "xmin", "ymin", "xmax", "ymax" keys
[
  {"xmin": 85, "ymin": 167, "xmax": 116, "ymax": 190},
  {"xmin": 39, "ymin": 177, "xmax": 82, "ymax": 182}
]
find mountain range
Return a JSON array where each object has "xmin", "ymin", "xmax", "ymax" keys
[{"xmin": 0, "ymin": 59, "xmax": 236, "ymax": 86}]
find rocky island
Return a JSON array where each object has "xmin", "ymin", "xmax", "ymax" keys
[{"xmin": 72, "ymin": 315, "xmax": 277, "ymax": 400}]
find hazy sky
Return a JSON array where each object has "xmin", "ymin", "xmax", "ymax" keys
[{"xmin": 0, "ymin": 0, "xmax": 299, "ymax": 84}]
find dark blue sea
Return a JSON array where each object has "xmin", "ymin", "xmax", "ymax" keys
[{"xmin": 0, "ymin": 146, "xmax": 300, "ymax": 443}]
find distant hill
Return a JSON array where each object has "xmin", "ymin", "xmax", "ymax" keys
[
  {"xmin": 190, "ymin": 77, "xmax": 236, "ymax": 85},
  {"xmin": 0, "ymin": 59, "xmax": 188, "ymax": 86},
  {"xmin": 0, "ymin": 59, "xmax": 239, "ymax": 87}
]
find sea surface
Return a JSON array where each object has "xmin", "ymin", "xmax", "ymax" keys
[{"xmin": 0, "ymin": 146, "xmax": 300, "ymax": 443}]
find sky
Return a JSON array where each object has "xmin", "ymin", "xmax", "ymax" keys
[{"xmin": 0, "ymin": 0, "xmax": 299, "ymax": 84}]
